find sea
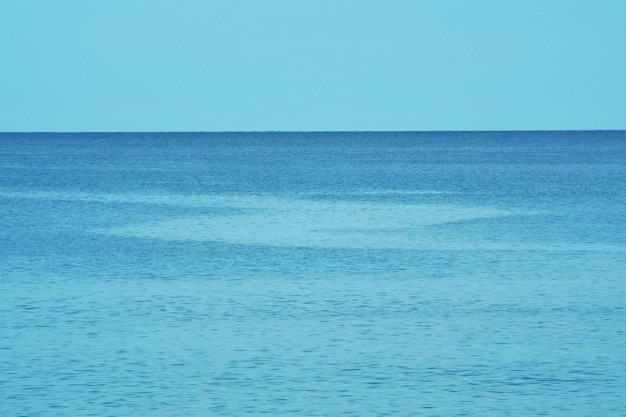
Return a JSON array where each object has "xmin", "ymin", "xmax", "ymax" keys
[{"xmin": 1, "ymin": 131, "xmax": 625, "ymax": 416}]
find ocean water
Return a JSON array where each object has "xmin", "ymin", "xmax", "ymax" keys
[{"xmin": 1, "ymin": 131, "xmax": 625, "ymax": 416}]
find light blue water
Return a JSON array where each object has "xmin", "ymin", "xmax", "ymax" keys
[{"xmin": 1, "ymin": 131, "xmax": 625, "ymax": 416}]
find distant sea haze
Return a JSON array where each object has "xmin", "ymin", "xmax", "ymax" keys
[{"xmin": 1, "ymin": 131, "xmax": 625, "ymax": 416}]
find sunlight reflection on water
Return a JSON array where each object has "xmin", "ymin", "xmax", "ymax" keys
[{"xmin": 96, "ymin": 195, "xmax": 521, "ymax": 249}]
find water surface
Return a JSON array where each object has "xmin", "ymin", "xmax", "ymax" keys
[{"xmin": 1, "ymin": 131, "xmax": 625, "ymax": 416}]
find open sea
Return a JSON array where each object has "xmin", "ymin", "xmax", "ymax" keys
[{"xmin": 1, "ymin": 131, "xmax": 625, "ymax": 416}]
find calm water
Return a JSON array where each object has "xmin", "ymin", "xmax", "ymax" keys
[{"xmin": 1, "ymin": 131, "xmax": 625, "ymax": 416}]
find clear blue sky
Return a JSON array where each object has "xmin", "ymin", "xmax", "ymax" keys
[{"xmin": 1, "ymin": 0, "xmax": 624, "ymax": 131}]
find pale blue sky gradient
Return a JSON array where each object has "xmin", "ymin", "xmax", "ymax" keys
[{"xmin": 1, "ymin": 0, "xmax": 625, "ymax": 131}]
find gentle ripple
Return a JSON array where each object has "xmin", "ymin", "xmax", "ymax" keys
[{"xmin": 1, "ymin": 131, "xmax": 626, "ymax": 416}]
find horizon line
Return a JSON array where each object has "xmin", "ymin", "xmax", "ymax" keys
[{"xmin": 1, "ymin": 129, "xmax": 625, "ymax": 134}]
